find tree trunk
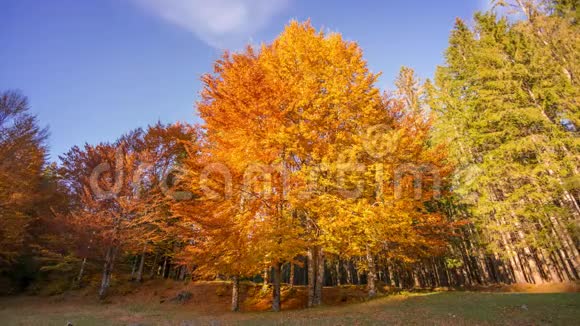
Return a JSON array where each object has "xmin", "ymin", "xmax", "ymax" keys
[
  {"xmin": 540, "ymin": 249, "xmax": 561, "ymax": 282},
  {"xmin": 307, "ymin": 247, "xmax": 316, "ymax": 308},
  {"xmin": 366, "ymin": 246, "xmax": 377, "ymax": 297},
  {"xmin": 272, "ymin": 263, "xmax": 282, "ymax": 312},
  {"xmin": 76, "ymin": 236, "xmax": 92, "ymax": 287},
  {"xmin": 289, "ymin": 263, "xmax": 295, "ymax": 288},
  {"xmin": 335, "ymin": 261, "xmax": 341, "ymax": 286},
  {"xmin": 263, "ymin": 267, "xmax": 269, "ymax": 288},
  {"xmin": 500, "ymin": 230, "xmax": 526, "ymax": 283},
  {"xmin": 548, "ymin": 212, "xmax": 580, "ymax": 275},
  {"xmin": 413, "ymin": 270, "xmax": 421, "ymax": 288},
  {"xmin": 99, "ymin": 246, "xmax": 117, "ymax": 300},
  {"xmin": 231, "ymin": 275, "xmax": 240, "ymax": 312},
  {"xmin": 75, "ymin": 257, "xmax": 87, "ymax": 287},
  {"xmin": 314, "ymin": 247, "xmax": 324, "ymax": 306},
  {"xmin": 161, "ymin": 256, "xmax": 168, "ymax": 279},
  {"xmin": 130, "ymin": 255, "xmax": 138, "ymax": 280},
  {"xmin": 149, "ymin": 253, "xmax": 158, "ymax": 279},
  {"xmin": 179, "ymin": 265, "xmax": 187, "ymax": 281},
  {"xmin": 513, "ymin": 218, "xmax": 545, "ymax": 284},
  {"xmin": 386, "ymin": 261, "xmax": 395, "ymax": 286},
  {"xmin": 136, "ymin": 245, "xmax": 146, "ymax": 283},
  {"xmin": 344, "ymin": 260, "xmax": 353, "ymax": 284}
]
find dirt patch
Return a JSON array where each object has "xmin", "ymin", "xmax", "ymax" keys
[{"xmin": 97, "ymin": 280, "xmax": 378, "ymax": 313}]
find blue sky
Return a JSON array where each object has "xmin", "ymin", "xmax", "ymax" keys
[{"xmin": 0, "ymin": 0, "xmax": 484, "ymax": 160}]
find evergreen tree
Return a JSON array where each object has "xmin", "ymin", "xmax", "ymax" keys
[{"xmin": 430, "ymin": 0, "xmax": 579, "ymax": 283}]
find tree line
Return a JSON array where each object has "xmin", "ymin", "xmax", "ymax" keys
[{"xmin": 0, "ymin": 0, "xmax": 577, "ymax": 312}]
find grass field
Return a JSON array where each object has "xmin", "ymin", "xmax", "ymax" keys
[{"xmin": 0, "ymin": 291, "xmax": 578, "ymax": 325}]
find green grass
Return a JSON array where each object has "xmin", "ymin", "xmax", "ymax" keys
[{"xmin": 0, "ymin": 292, "xmax": 578, "ymax": 325}]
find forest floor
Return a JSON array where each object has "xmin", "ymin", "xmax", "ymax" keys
[{"xmin": 0, "ymin": 281, "xmax": 578, "ymax": 325}]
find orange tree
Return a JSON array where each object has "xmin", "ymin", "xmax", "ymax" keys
[{"xmin": 179, "ymin": 21, "xmax": 455, "ymax": 310}]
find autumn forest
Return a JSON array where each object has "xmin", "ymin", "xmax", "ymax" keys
[{"xmin": 0, "ymin": 0, "xmax": 578, "ymax": 317}]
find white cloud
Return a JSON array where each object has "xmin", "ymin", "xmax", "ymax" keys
[{"xmin": 131, "ymin": 0, "xmax": 289, "ymax": 49}]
